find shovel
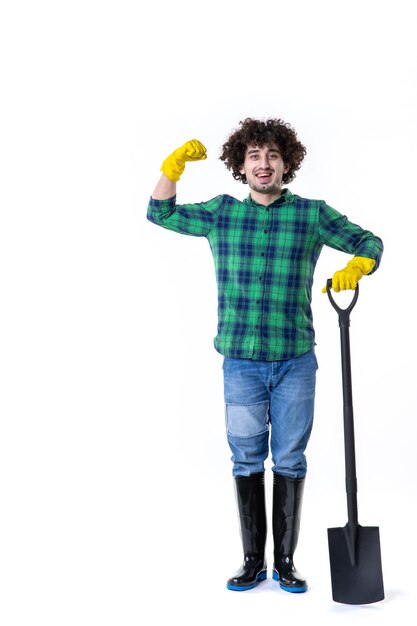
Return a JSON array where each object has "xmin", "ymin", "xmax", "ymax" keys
[{"xmin": 326, "ymin": 279, "xmax": 384, "ymax": 605}]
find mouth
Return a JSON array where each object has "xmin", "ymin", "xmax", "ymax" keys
[{"xmin": 255, "ymin": 170, "xmax": 273, "ymax": 184}]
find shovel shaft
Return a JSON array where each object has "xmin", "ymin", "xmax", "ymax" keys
[
  {"xmin": 340, "ymin": 326, "xmax": 359, "ymax": 527},
  {"xmin": 326, "ymin": 280, "xmax": 359, "ymax": 527}
]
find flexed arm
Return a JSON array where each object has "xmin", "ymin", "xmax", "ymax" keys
[
  {"xmin": 147, "ymin": 139, "xmax": 221, "ymax": 237},
  {"xmin": 152, "ymin": 139, "xmax": 207, "ymax": 200}
]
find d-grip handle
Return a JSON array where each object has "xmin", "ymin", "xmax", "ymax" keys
[{"xmin": 326, "ymin": 279, "xmax": 359, "ymax": 328}]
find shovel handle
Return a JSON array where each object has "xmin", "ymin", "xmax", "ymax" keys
[{"xmin": 326, "ymin": 279, "xmax": 359, "ymax": 327}]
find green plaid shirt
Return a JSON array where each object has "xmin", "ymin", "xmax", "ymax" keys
[{"xmin": 147, "ymin": 189, "xmax": 383, "ymax": 361}]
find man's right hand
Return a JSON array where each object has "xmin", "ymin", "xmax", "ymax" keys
[{"xmin": 160, "ymin": 139, "xmax": 207, "ymax": 182}]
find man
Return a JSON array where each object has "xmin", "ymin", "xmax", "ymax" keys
[{"xmin": 147, "ymin": 118, "xmax": 383, "ymax": 594}]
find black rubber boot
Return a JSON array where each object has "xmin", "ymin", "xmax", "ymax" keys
[
  {"xmin": 227, "ymin": 472, "xmax": 267, "ymax": 591},
  {"xmin": 272, "ymin": 473, "xmax": 307, "ymax": 593}
]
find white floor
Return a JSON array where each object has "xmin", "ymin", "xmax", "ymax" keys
[
  {"xmin": 143, "ymin": 537, "xmax": 413, "ymax": 626},
  {"xmin": 3, "ymin": 478, "xmax": 414, "ymax": 626}
]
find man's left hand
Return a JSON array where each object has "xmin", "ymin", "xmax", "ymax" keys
[{"xmin": 322, "ymin": 256, "xmax": 376, "ymax": 292}]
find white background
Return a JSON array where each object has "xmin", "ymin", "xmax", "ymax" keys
[{"xmin": 1, "ymin": 1, "xmax": 416, "ymax": 624}]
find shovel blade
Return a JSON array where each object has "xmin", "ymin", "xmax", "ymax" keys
[{"xmin": 328, "ymin": 524, "xmax": 384, "ymax": 604}]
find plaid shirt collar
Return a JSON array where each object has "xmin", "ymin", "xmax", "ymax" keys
[{"xmin": 245, "ymin": 188, "xmax": 293, "ymax": 209}]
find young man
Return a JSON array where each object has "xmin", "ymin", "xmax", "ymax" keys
[{"xmin": 147, "ymin": 118, "xmax": 383, "ymax": 594}]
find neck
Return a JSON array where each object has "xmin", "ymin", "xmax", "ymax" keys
[{"xmin": 250, "ymin": 188, "xmax": 283, "ymax": 206}]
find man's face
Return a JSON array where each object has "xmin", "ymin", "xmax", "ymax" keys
[{"xmin": 240, "ymin": 143, "xmax": 289, "ymax": 196}]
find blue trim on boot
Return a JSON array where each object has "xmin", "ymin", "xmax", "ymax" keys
[
  {"xmin": 227, "ymin": 570, "xmax": 267, "ymax": 591},
  {"xmin": 272, "ymin": 569, "xmax": 307, "ymax": 593}
]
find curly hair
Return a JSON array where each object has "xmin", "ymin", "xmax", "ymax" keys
[{"xmin": 219, "ymin": 118, "xmax": 306, "ymax": 185}]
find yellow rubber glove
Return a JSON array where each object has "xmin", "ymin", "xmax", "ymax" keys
[
  {"xmin": 322, "ymin": 256, "xmax": 376, "ymax": 292},
  {"xmin": 160, "ymin": 139, "xmax": 207, "ymax": 182}
]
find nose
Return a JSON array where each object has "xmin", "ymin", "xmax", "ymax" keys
[{"xmin": 258, "ymin": 154, "xmax": 271, "ymax": 169}]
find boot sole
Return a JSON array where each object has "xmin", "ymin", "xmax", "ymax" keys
[
  {"xmin": 227, "ymin": 570, "xmax": 267, "ymax": 591},
  {"xmin": 272, "ymin": 570, "xmax": 307, "ymax": 593}
]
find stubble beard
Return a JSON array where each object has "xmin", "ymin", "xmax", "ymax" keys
[{"xmin": 250, "ymin": 176, "xmax": 282, "ymax": 195}]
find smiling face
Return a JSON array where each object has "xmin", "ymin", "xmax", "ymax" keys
[{"xmin": 240, "ymin": 143, "xmax": 289, "ymax": 204}]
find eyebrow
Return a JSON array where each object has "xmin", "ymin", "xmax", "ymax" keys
[{"xmin": 247, "ymin": 147, "xmax": 280, "ymax": 155}]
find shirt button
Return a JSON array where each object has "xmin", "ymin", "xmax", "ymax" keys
[
  {"xmin": 256, "ymin": 300, "xmax": 260, "ymax": 304},
  {"xmin": 264, "ymin": 229, "xmax": 268, "ymax": 234},
  {"xmin": 261, "ymin": 252, "xmax": 265, "ymax": 257}
]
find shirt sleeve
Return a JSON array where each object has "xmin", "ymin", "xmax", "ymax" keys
[
  {"xmin": 146, "ymin": 194, "xmax": 224, "ymax": 237},
  {"xmin": 319, "ymin": 202, "xmax": 383, "ymax": 273}
]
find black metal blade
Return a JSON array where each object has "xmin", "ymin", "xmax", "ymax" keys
[{"xmin": 328, "ymin": 524, "xmax": 384, "ymax": 604}]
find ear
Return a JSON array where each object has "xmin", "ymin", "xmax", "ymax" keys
[{"xmin": 283, "ymin": 164, "xmax": 289, "ymax": 174}]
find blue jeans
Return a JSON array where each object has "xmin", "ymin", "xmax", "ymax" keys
[{"xmin": 223, "ymin": 350, "xmax": 318, "ymax": 478}]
